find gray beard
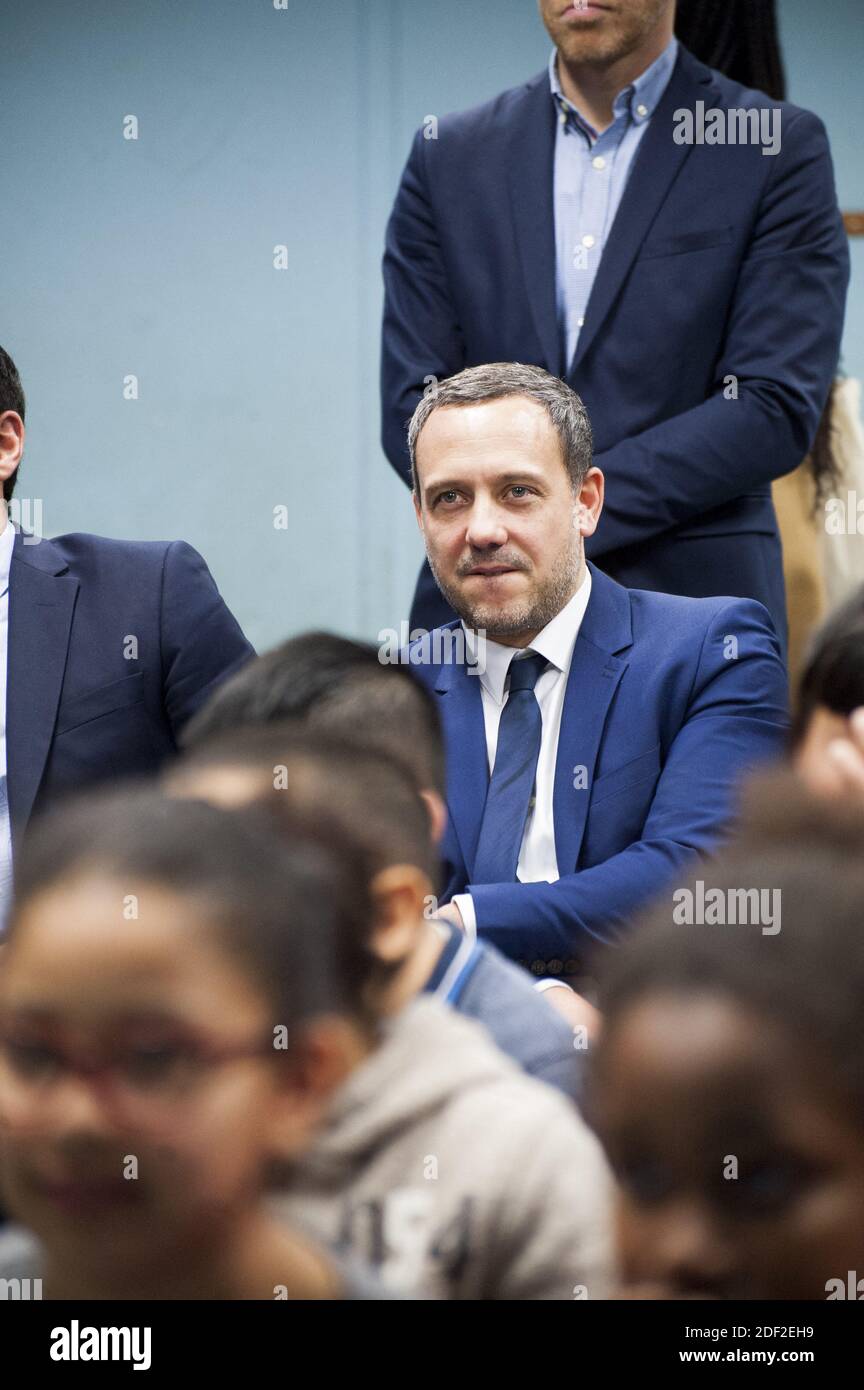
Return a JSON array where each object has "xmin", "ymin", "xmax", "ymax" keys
[{"xmin": 429, "ymin": 540, "xmax": 583, "ymax": 641}]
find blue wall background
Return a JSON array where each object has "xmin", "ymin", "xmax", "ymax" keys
[{"xmin": 1, "ymin": 0, "xmax": 861, "ymax": 650}]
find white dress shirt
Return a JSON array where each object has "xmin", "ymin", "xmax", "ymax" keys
[
  {"xmin": 453, "ymin": 568, "xmax": 592, "ymax": 936},
  {"xmin": 0, "ymin": 518, "xmax": 17, "ymax": 928}
]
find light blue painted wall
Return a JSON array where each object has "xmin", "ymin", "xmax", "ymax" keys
[{"xmin": 1, "ymin": 0, "xmax": 860, "ymax": 650}]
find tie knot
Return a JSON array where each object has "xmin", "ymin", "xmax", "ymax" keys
[{"xmin": 506, "ymin": 652, "xmax": 548, "ymax": 694}]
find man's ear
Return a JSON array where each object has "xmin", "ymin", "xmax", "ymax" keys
[
  {"xmin": 368, "ymin": 863, "xmax": 430, "ymax": 963},
  {"xmin": 267, "ymin": 1017, "xmax": 363, "ymax": 1160},
  {"xmin": 0, "ymin": 410, "xmax": 24, "ymax": 488},
  {"xmin": 576, "ymin": 466, "xmax": 604, "ymax": 538}
]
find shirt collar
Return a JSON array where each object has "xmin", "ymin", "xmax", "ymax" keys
[
  {"xmin": 549, "ymin": 36, "xmax": 678, "ymax": 136},
  {"xmin": 0, "ymin": 517, "xmax": 16, "ymax": 594},
  {"xmin": 463, "ymin": 567, "xmax": 592, "ymax": 706}
]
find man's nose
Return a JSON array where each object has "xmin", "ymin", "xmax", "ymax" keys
[{"xmin": 464, "ymin": 499, "xmax": 508, "ymax": 550}]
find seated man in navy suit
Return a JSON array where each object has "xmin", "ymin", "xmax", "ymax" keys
[
  {"xmin": 0, "ymin": 345, "xmax": 254, "ymax": 914},
  {"xmin": 407, "ymin": 362, "xmax": 788, "ymax": 971}
]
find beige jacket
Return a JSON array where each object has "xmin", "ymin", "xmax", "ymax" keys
[{"xmin": 274, "ymin": 995, "xmax": 613, "ymax": 1300}]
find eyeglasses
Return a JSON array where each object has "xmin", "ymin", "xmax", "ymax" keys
[{"xmin": 0, "ymin": 1027, "xmax": 279, "ymax": 1128}]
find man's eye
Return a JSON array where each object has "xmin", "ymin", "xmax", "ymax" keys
[
  {"xmin": 508, "ymin": 486, "xmax": 532, "ymax": 498},
  {"xmin": 435, "ymin": 491, "xmax": 460, "ymax": 506},
  {"xmin": 2, "ymin": 1040, "xmax": 61, "ymax": 1079}
]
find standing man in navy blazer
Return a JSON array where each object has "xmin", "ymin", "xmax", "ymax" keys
[
  {"xmin": 0, "ymin": 347, "xmax": 254, "ymax": 918},
  {"xmin": 407, "ymin": 363, "xmax": 788, "ymax": 970},
  {"xmin": 382, "ymin": 0, "xmax": 849, "ymax": 641}
]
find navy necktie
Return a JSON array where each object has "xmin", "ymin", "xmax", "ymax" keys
[{"xmin": 472, "ymin": 652, "xmax": 548, "ymax": 884}]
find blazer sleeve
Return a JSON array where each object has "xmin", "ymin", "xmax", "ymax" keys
[
  {"xmin": 467, "ymin": 599, "xmax": 789, "ymax": 963},
  {"xmin": 586, "ymin": 108, "xmax": 849, "ymax": 559},
  {"xmin": 158, "ymin": 540, "xmax": 256, "ymax": 740},
  {"xmin": 381, "ymin": 127, "xmax": 467, "ymax": 485}
]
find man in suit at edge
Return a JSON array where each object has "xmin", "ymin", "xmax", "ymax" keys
[
  {"xmin": 407, "ymin": 362, "xmax": 788, "ymax": 972},
  {"xmin": 0, "ymin": 346, "xmax": 255, "ymax": 923},
  {"xmin": 381, "ymin": 0, "xmax": 848, "ymax": 642}
]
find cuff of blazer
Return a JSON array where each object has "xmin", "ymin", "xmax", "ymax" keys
[{"xmin": 468, "ymin": 880, "xmax": 566, "ymax": 968}]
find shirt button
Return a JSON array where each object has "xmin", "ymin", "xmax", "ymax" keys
[
  {"xmin": 592, "ymin": 155, "xmax": 606, "ymax": 170},
  {"xmin": 581, "ymin": 233, "xmax": 595, "ymax": 248},
  {"xmin": 636, "ymin": 103, "xmax": 648, "ymax": 117},
  {"xmin": 559, "ymin": 111, "xmax": 567, "ymax": 126},
  {"xmin": 576, "ymin": 316, "xmax": 585, "ymax": 328}
]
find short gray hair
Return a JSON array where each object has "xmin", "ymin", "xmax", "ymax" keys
[{"xmin": 408, "ymin": 362, "xmax": 593, "ymax": 496}]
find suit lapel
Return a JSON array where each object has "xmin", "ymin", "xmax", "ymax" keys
[
  {"xmin": 6, "ymin": 529, "xmax": 79, "ymax": 847},
  {"xmin": 553, "ymin": 565, "xmax": 632, "ymax": 872},
  {"xmin": 569, "ymin": 47, "xmax": 717, "ymax": 375},
  {"xmin": 433, "ymin": 654, "xmax": 489, "ymax": 880},
  {"xmin": 507, "ymin": 74, "xmax": 563, "ymax": 377}
]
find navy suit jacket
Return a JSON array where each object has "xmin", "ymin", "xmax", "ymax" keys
[
  {"xmin": 382, "ymin": 45, "xmax": 849, "ymax": 640},
  {"xmin": 410, "ymin": 565, "xmax": 789, "ymax": 967},
  {"xmin": 7, "ymin": 527, "xmax": 254, "ymax": 848}
]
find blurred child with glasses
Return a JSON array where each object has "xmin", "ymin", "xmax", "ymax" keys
[{"xmin": 0, "ymin": 786, "xmax": 391, "ymax": 1299}]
